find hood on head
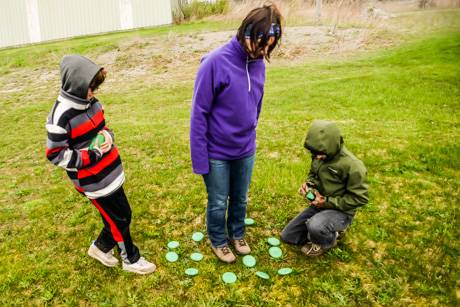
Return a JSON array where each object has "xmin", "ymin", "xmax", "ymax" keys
[
  {"xmin": 60, "ymin": 55, "xmax": 102, "ymax": 100},
  {"xmin": 304, "ymin": 120, "xmax": 343, "ymax": 158}
]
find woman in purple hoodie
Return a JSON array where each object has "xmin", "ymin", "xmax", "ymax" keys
[{"xmin": 190, "ymin": 4, "xmax": 283, "ymax": 263}]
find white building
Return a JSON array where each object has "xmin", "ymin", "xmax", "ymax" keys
[{"xmin": 0, "ymin": 0, "xmax": 173, "ymax": 48}]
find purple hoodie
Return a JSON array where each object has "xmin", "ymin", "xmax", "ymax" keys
[{"xmin": 190, "ymin": 36, "xmax": 266, "ymax": 174}]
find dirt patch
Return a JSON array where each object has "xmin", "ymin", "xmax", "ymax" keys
[
  {"xmin": 92, "ymin": 25, "xmax": 371, "ymax": 89},
  {"xmin": 0, "ymin": 21, "xmax": 389, "ymax": 104},
  {"xmin": 274, "ymin": 26, "xmax": 368, "ymax": 62}
]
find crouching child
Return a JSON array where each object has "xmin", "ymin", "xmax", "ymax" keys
[{"xmin": 281, "ymin": 120, "xmax": 368, "ymax": 256}]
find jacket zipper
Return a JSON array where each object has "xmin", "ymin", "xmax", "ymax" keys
[
  {"xmin": 86, "ymin": 112, "xmax": 93, "ymax": 125},
  {"xmin": 316, "ymin": 160, "xmax": 324, "ymax": 180},
  {"xmin": 87, "ymin": 100, "xmax": 96, "ymax": 126},
  {"xmin": 246, "ymin": 56, "xmax": 251, "ymax": 92}
]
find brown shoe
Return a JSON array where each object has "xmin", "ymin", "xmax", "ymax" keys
[
  {"xmin": 211, "ymin": 245, "xmax": 236, "ymax": 263},
  {"xmin": 231, "ymin": 239, "xmax": 251, "ymax": 255}
]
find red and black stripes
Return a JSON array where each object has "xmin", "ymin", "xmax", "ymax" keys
[{"xmin": 46, "ymin": 95, "xmax": 124, "ymax": 198}]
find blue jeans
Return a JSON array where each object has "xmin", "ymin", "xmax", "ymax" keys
[
  {"xmin": 203, "ymin": 154, "xmax": 255, "ymax": 247},
  {"xmin": 280, "ymin": 206, "xmax": 353, "ymax": 248}
]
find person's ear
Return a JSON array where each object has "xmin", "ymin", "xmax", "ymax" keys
[
  {"xmin": 245, "ymin": 38, "xmax": 252, "ymax": 52},
  {"xmin": 87, "ymin": 88, "xmax": 94, "ymax": 100}
]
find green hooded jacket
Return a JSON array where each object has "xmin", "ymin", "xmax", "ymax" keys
[{"xmin": 304, "ymin": 120, "xmax": 368, "ymax": 216}]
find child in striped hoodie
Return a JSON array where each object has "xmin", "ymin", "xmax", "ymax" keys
[{"xmin": 46, "ymin": 55, "xmax": 155, "ymax": 274}]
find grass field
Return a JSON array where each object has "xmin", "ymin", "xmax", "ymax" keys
[{"xmin": 0, "ymin": 9, "xmax": 459, "ymax": 306}]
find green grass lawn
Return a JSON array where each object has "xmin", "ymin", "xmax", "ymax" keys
[{"xmin": 0, "ymin": 11, "xmax": 459, "ymax": 306}]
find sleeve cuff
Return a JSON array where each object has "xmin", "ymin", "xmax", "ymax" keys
[
  {"xmin": 193, "ymin": 168, "xmax": 209, "ymax": 175},
  {"xmin": 89, "ymin": 148, "xmax": 103, "ymax": 163}
]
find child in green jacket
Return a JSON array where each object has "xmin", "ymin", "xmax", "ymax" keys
[{"xmin": 281, "ymin": 120, "xmax": 368, "ymax": 256}]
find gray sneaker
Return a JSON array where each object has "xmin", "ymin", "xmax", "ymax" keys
[
  {"xmin": 87, "ymin": 243, "xmax": 118, "ymax": 267},
  {"xmin": 301, "ymin": 243, "xmax": 326, "ymax": 257},
  {"xmin": 122, "ymin": 257, "xmax": 156, "ymax": 275},
  {"xmin": 301, "ymin": 238, "xmax": 338, "ymax": 257},
  {"xmin": 336, "ymin": 230, "xmax": 347, "ymax": 241}
]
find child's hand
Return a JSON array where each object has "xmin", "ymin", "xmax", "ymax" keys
[
  {"xmin": 298, "ymin": 182, "xmax": 308, "ymax": 197},
  {"xmin": 311, "ymin": 190, "xmax": 325, "ymax": 207},
  {"xmin": 98, "ymin": 130, "xmax": 113, "ymax": 152},
  {"xmin": 99, "ymin": 142, "xmax": 112, "ymax": 154}
]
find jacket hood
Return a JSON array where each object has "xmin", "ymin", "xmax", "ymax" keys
[
  {"xmin": 60, "ymin": 55, "xmax": 102, "ymax": 101},
  {"xmin": 304, "ymin": 120, "xmax": 343, "ymax": 158},
  {"xmin": 230, "ymin": 36, "xmax": 264, "ymax": 63}
]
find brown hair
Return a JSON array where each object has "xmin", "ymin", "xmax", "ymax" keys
[
  {"xmin": 236, "ymin": 2, "xmax": 283, "ymax": 61},
  {"xmin": 89, "ymin": 69, "xmax": 107, "ymax": 91}
]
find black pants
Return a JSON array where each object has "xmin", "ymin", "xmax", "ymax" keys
[
  {"xmin": 89, "ymin": 186, "xmax": 140, "ymax": 264},
  {"xmin": 280, "ymin": 206, "xmax": 353, "ymax": 248}
]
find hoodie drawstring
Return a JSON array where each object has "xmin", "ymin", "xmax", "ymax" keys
[{"xmin": 246, "ymin": 56, "xmax": 251, "ymax": 92}]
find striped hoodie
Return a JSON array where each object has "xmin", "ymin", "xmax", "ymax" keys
[{"xmin": 46, "ymin": 55, "xmax": 124, "ymax": 199}]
